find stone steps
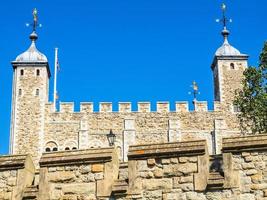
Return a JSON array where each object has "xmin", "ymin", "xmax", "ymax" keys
[
  {"xmin": 112, "ymin": 179, "xmax": 128, "ymax": 193},
  {"xmin": 22, "ymin": 185, "xmax": 38, "ymax": 200},
  {"xmin": 112, "ymin": 162, "xmax": 129, "ymax": 196},
  {"xmin": 207, "ymin": 172, "xmax": 224, "ymax": 189},
  {"xmin": 207, "ymin": 155, "xmax": 224, "ymax": 190}
]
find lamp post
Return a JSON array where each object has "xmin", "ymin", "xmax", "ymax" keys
[{"xmin": 107, "ymin": 129, "xmax": 116, "ymax": 146}]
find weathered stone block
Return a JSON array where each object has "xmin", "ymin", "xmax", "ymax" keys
[
  {"xmin": 142, "ymin": 178, "xmax": 172, "ymax": 191},
  {"xmin": 170, "ymin": 158, "xmax": 178, "ymax": 164},
  {"xmin": 255, "ymin": 161, "xmax": 266, "ymax": 170},
  {"xmin": 144, "ymin": 190, "xmax": 162, "ymax": 199},
  {"xmin": 179, "ymin": 157, "xmax": 188, "ymax": 163},
  {"xmin": 94, "ymin": 172, "xmax": 104, "ymax": 180},
  {"xmin": 244, "ymin": 156, "xmax": 253, "ymax": 162},
  {"xmin": 91, "ymin": 164, "xmax": 104, "ymax": 173},
  {"xmin": 147, "ymin": 158, "xmax": 155, "ymax": 166},
  {"xmin": 177, "ymin": 163, "xmax": 197, "ymax": 175},
  {"xmin": 162, "ymin": 159, "xmax": 171, "ymax": 164},
  {"xmin": 242, "ymin": 163, "xmax": 255, "ymax": 169},
  {"xmin": 179, "ymin": 175, "xmax": 193, "ymax": 183},
  {"xmin": 251, "ymin": 173, "xmax": 263, "ymax": 183},
  {"xmin": 49, "ymin": 171, "xmax": 76, "ymax": 183},
  {"xmin": 154, "ymin": 168, "xmax": 163, "ymax": 178},
  {"xmin": 180, "ymin": 183, "xmax": 194, "ymax": 191},
  {"xmin": 246, "ymin": 169, "xmax": 258, "ymax": 176},
  {"xmin": 188, "ymin": 157, "xmax": 198, "ymax": 163},
  {"xmin": 251, "ymin": 183, "xmax": 267, "ymax": 190},
  {"xmin": 240, "ymin": 193, "xmax": 255, "ymax": 200},
  {"xmin": 80, "ymin": 165, "xmax": 91, "ymax": 174},
  {"xmin": 62, "ymin": 183, "xmax": 95, "ymax": 194}
]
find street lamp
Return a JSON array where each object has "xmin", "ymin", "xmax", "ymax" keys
[{"xmin": 107, "ymin": 129, "xmax": 116, "ymax": 146}]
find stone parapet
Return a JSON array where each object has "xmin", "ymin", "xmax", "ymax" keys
[
  {"xmin": 45, "ymin": 101, "xmax": 224, "ymax": 113},
  {"xmin": 0, "ymin": 154, "xmax": 30, "ymax": 170},
  {"xmin": 59, "ymin": 102, "xmax": 74, "ymax": 113},
  {"xmin": 127, "ymin": 140, "xmax": 210, "ymax": 197},
  {"xmin": 156, "ymin": 101, "xmax": 170, "ymax": 113},
  {"xmin": 195, "ymin": 101, "xmax": 208, "ymax": 112},
  {"xmin": 222, "ymin": 134, "xmax": 267, "ymax": 153},
  {"xmin": 128, "ymin": 140, "xmax": 207, "ymax": 159},
  {"xmin": 137, "ymin": 102, "xmax": 151, "ymax": 112},
  {"xmin": 175, "ymin": 101, "xmax": 189, "ymax": 112},
  {"xmin": 100, "ymin": 102, "xmax": 112, "ymax": 112},
  {"xmin": 0, "ymin": 154, "xmax": 35, "ymax": 200},
  {"xmin": 39, "ymin": 147, "xmax": 115, "ymax": 167},
  {"xmin": 80, "ymin": 102, "xmax": 93, "ymax": 113},
  {"xmin": 119, "ymin": 102, "xmax": 131, "ymax": 112},
  {"xmin": 38, "ymin": 147, "xmax": 119, "ymax": 199}
]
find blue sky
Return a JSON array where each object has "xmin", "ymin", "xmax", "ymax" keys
[{"xmin": 0, "ymin": 0, "xmax": 266, "ymax": 154}]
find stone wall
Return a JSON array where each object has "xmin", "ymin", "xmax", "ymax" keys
[
  {"xmin": 43, "ymin": 100, "xmax": 241, "ymax": 164},
  {"xmin": 2, "ymin": 135, "xmax": 267, "ymax": 199},
  {"xmin": 10, "ymin": 64, "xmax": 49, "ymax": 166},
  {"xmin": 38, "ymin": 147, "xmax": 119, "ymax": 200},
  {"xmin": 0, "ymin": 154, "xmax": 35, "ymax": 200}
]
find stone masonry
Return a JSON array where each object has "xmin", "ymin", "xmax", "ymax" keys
[
  {"xmin": 1, "ymin": 134, "xmax": 267, "ymax": 199},
  {"xmin": 2, "ymin": 6, "xmax": 263, "ymax": 200}
]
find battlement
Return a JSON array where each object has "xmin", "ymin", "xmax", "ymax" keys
[{"xmin": 45, "ymin": 101, "xmax": 224, "ymax": 114}]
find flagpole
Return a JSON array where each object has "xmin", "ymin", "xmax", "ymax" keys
[{"xmin": 53, "ymin": 47, "xmax": 58, "ymax": 112}]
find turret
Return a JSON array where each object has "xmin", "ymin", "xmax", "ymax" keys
[
  {"xmin": 211, "ymin": 4, "xmax": 248, "ymax": 111},
  {"xmin": 10, "ymin": 9, "xmax": 50, "ymax": 165}
]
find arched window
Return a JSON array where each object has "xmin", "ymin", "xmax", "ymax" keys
[
  {"xmin": 64, "ymin": 141, "xmax": 78, "ymax": 151},
  {"xmin": 45, "ymin": 141, "xmax": 58, "ymax": 152},
  {"xmin": 19, "ymin": 89, "xmax": 22, "ymax": 96},
  {"xmin": 20, "ymin": 69, "xmax": 24, "ymax": 76},
  {"xmin": 36, "ymin": 69, "xmax": 40, "ymax": 76},
  {"xmin": 230, "ymin": 63, "xmax": 235, "ymax": 69},
  {"xmin": 36, "ymin": 89, "xmax": 39, "ymax": 96}
]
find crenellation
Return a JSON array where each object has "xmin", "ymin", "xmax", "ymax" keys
[
  {"xmin": 119, "ymin": 102, "xmax": 131, "ymax": 112},
  {"xmin": 99, "ymin": 102, "xmax": 112, "ymax": 112},
  {"xmin": 43, "ymin": 101, "xmax": 226, "ymax": 115},
  {"xmin": 59, "ymin": 102, "xmax": 74, "ymax": 113},
  {"xmin": 195, "ymin": 101, "xmax": 208, "ymax": 112},
  {"xmin": 138, "ymin": 102, "xmax": 151, "ymax": 112},
  {"xmin": 156, "ymin": 101, "xmax": 170, "ymax": 113},
  {"xmin": 80, "ymin": 102, "xmax": 93, "ymax": 113},
  {"xmin": 175, "ymin": 101, "xmax": 189, "ymax": 112}
]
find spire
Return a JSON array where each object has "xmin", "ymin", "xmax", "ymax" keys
[
  {"xmin": 215, "ymin": 3, "xmax": 241, "ymax": 56},
  {"xmin": 15, "ymin": 8, "xmax": 47, "ymax": 63},
  {"xmin": 27, "ymin": 8, "xmax": 42, "ymax": 42},
  {"xmin": 216, "ymin": 3, "xmax": 232, "ymax": 44}
]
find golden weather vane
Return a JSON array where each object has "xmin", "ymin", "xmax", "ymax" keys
[
  {"xmin": 216, "ymin": 3, "xmax": 232, "ymax": 29},
  {"xmin": 26, "ymin": 8, "xmax": 42, "ymax": 32},
  {"xmin": 189, "ymin": 81, "xmax": 200, "ymax": 105}
]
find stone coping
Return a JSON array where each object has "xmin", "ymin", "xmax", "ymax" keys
[
  {"xmin": 39, "ymin": 147, "xmax": 115, "ymax": 167},
  {"xmin": 222, "ymin": 134, "xmax": 267, "ymax": 153},
  {"xmin": 128, "ymin": 140, "xmax": 207, "ymax": 159},
  {"xmin": 0, "ymin": 154, "xmax": 28, "ymax": 171}
]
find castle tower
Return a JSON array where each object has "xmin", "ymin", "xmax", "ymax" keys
[
  {"xmin": 10, "ymin": 9, "xmax": 50, "ymax": 164},
  {"xmin": 211, "ymin": 4, "xmax": 248, "ymax": 111}
]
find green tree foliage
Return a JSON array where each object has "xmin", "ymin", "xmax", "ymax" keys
[{"xmin": 234, "ymin": 42, "xmax": 267, "ymax": 134}]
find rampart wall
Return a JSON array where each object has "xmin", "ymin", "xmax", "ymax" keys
[
  {"xmin": 1, "ymin": 134, "xmax": 267, "ymax": 199},
  {"xmin": 43, "ymin": 101, "xmax": 241, "ymax": 162}
]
